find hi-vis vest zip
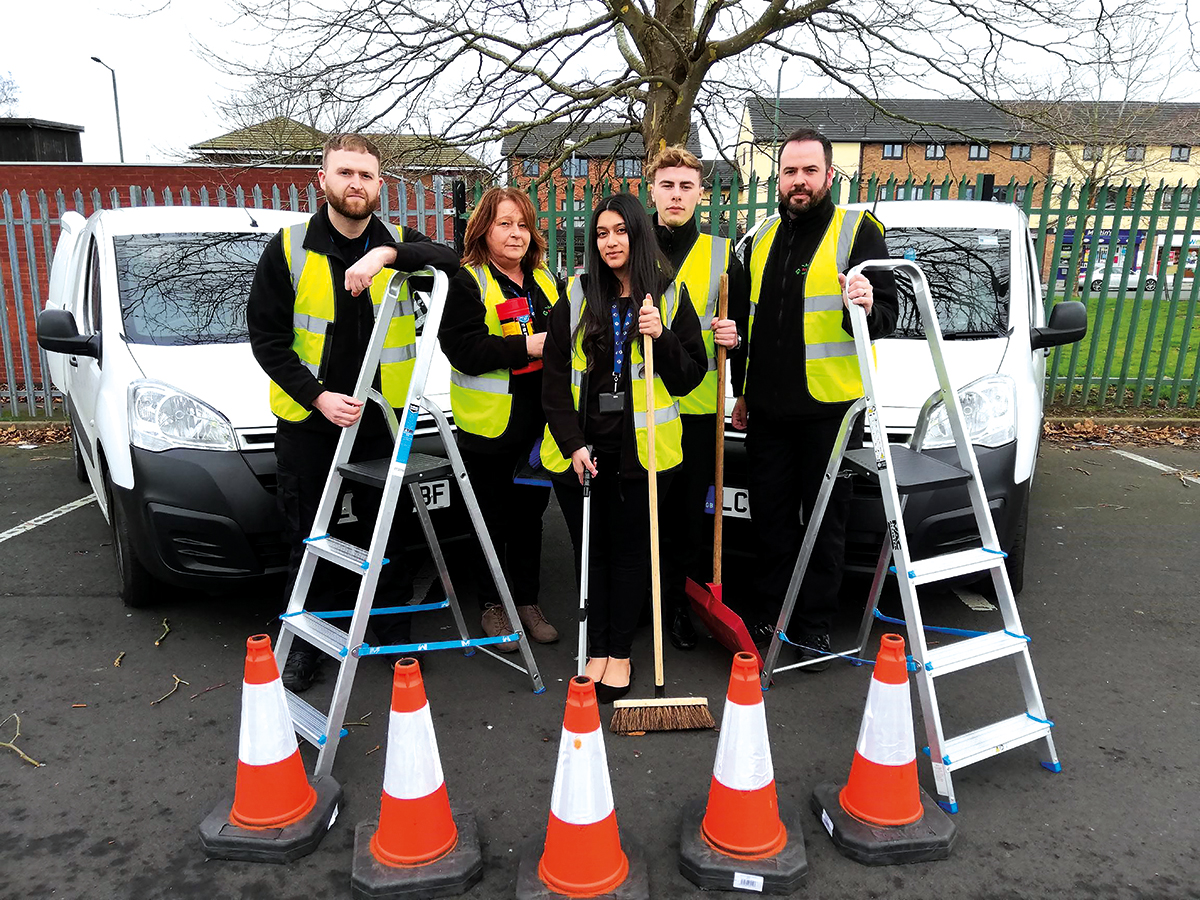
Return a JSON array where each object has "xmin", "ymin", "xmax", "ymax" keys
[
  {"xmin": 271, "ymin": 219, "xmax": 417, "ymax": 422},
  {"xmin": 675, "ymin": 233, "xmax": 732, "ymax": 416},
  {"xmin": 540, "ymin": 278, "xmax": 684, "ymax": 474},
  {"xmin": 449, "ymin": 264, "xmax": 561, "ymax": 439},
  {"xmin": 746, "ymin": 207, "xmax": 881, "ymax": 403}
]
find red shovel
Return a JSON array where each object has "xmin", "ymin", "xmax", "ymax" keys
[{"xmin": 684, "ymin": 274, "xmax": 764, "ymax": 669}]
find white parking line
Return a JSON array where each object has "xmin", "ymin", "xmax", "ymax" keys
[
  {"xmin": 1108, "ymin": 448, "xmax": 1200, "ymax": 486},
  {"xmin": 0, "ymin": 494, "xmax": 97, "ymax": 545}
]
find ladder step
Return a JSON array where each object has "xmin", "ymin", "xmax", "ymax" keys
[
  {"xmin": 304, "ymin": 534, "xmax": 385, "ymax": 572},
  {"xmin": 285, "ymin": 689, "xmax": 330, "ymax": 748},
  {"xmin": 339, "ymin": 452, "xmax": 454, "ymax": 490},
  {"xmin": 895, "ymin": 547, "xmax": 1006, "ymax": 585},
  {"xmin": 280, "ymin": 610, "xmax": 351, "ymax": 658},
  {"xmin": 922, "ymin": 630, "xmax": 1029, "ymax": 676},
  {"xmin": 844, "ymin": 445, "xmax": 971, "ymax": 494},
  {"xmin": 937, "ymin": 713, "xmax": 1053, "ymax": 771}
]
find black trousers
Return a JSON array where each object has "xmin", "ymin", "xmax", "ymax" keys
[
  {"xmin": 661, "ymin": 413, "xmax": 718, "ymax": 613},
  {"xmin": 745, "ymin": 413, "xmax": 862, "ymax": 634},
  {"xmin": 457, "ymin": 442, "xmax": 551, "ymax": 610},
  {"xmin": 554, "ymin": 458, "xmax": 672, "ymax": 660},
  {"xmin": 275, "ymin": 425, "xmax": 414, "ymax": 646}
]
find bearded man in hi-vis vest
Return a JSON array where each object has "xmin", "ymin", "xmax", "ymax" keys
[
  {"xmin": 730, "ymin": 128, "xmax": 898, "ymax": 671},
  {"xmin": 248, "ymin": 134, "xmax": 459, "ymax": 693}
]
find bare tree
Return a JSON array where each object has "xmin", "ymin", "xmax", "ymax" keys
[
  {"xmin": 211, "ymin": 0, "xmax": 1190, "ymax": 171},
  {"xmin": 0, "ymin": 72, "xmax": 18, "ymax": 116}
]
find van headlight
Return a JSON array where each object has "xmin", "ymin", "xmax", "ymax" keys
[
  {"xmin": 920, "ymin": 375, "xmax": 1017, "ymax": 450},
  {"xmin": 128, "ymin": 381, "xmax": 237, "ymax": 452}
]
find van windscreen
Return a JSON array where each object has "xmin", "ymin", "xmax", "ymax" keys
[
  {"xmin": 113, "ymin": 232, "xmax": 272, "ymax": 345},
  {"xmin": 884, "ymin": 228, "xmax": 1011, "ymax": 339}
]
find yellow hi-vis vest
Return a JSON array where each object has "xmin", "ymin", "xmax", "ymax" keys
[
  {"xmin": 675, "ymin": 233, "xmax": 732, "ymax": 416},
  {"xmin": 270, "ymin": 219, "xmax": 417, "ymax": 422},
  {"xmin": 448, "ymin": 264, "xmax": 561, "ymax": 439},
  {"xmin": 539, "ymin": 278, "xmax": 684, "ymax": 474},
  {"xmin": 746, "ymin": 207, "xmax": 880, "ymax": 403}
]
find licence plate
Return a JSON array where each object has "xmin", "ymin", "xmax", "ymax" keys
[
  {"xmin": 705, "ymin": 485, "xmax": 751, "ymax": 519},
  {"xmin": 419, "ymin": 479, "xmax": 451, "ymax": 510}
]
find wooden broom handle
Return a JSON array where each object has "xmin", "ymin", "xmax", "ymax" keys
[
  {"xmin": 712, "ymin": 274, "xmax": 728, "ymax": 585},
  {"xmin": 642, "ymin": 294, "xmax": 664, "ymax": 690}
]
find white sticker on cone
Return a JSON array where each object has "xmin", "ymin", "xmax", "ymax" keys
[
  {"xmin": 733, "ymin": 872, "xmax": 765, "ymax": 892},
  {"xmin": 855, "ymin": 680, "xmax": 916, "ymax": 765},
  {"xmin": 239, "ymin": 680, "xmax": 301, "ymax": 766},
  {"xmin": 712, "ymin": 700, "xmax": 774, "ymax": 791},
  {"xmin": 549, "ymin": 728, "xmax": 614, "ymax": 826},
  {"xmin": 382, "ymin": 705, "xmax": 445, "ymax": 800}
]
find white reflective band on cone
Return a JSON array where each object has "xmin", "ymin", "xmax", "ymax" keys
[
  {"xmin": 238, "ymin": 680, "xmax": 301, "ymax": 766},
  {"xmin": 549, "ymin": 728, "xmax": 614, "ymax": 825},
  {"xmin": 712, "ymin": 699, "xmax": 774, "ymax": 791},
  {"xmin": 855, "ymin": 680, "xmax": 917, "ymax": 765},
  {"xmin": 383, "ymin": 705, "xmax": 446, "ymax": 799}
]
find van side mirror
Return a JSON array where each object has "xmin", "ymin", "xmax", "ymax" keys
[
  {"xmin": 37, "ymin": 308, "xmax": 100, "ymax": 358},
  {"xmin": 1030, "ymin": 300, "xmax": 1087, "ymax": 350}
]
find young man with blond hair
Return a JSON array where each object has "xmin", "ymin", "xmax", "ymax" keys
[{"xmin": 646, "ymin": 145, "xmax": 748, "ymax": 650}]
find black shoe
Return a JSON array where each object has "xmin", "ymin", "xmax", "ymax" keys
[
  {"xmin": 746, "ymin": 620, "xmax": 776, "ymax": 649},
  {"xmin": 799, "ymin": 633, "xmax": 833, "ymax": 673},
  {"xmin": 669, "ymin": 606, "xmax": 698, "ymax": 651},
  {"xmin": 596, "ymin": 663, "xmax": 634, "ymax": 704},
  {"xmin": 281, "ymin": 646, "xmax": 324, "ymax": 693}
]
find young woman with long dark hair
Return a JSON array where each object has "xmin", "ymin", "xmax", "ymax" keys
[{"xmin": 540, "ymin": 192, "xmax": 707, "ymax": 701}]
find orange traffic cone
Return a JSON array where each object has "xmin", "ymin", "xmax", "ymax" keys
[
  {"xmin": 516, "ymin": 676, "xmax": 648, "ymax": 900},
  {"xmin": 351, "ymin": 658, "xmax": 481, "ymax": 899},
  {"xmin": 679, "ymin": 652, "xmax": 807, "ymax": 893},
  {"xmin": 811, "ymin": 633, "xmax": 957, "ymax": 865},
  {"xmin": 199, "ymin": 634, "xmax": 342, "ymax": 863}
]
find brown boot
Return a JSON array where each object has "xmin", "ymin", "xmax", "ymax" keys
[
  {"xmin": 481, "ymin": 604, "xmax": 519, "ymax": 653},
  {"xmin": 517, "ymin": 604, "xmax": 559, "ymax": 643}
]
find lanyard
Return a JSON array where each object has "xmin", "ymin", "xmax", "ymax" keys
[{"xmin": 610, "ymin": 302, "xmax": 635, "ymax": 388}]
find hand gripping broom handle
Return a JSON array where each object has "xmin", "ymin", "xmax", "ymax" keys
[
  {"xmin": 712, "ymin": 274, "xmax": 729, "ymax": 585},
  {"xmin": 642, "ymin": 295, "xmax": 665, "ymax": 693}
]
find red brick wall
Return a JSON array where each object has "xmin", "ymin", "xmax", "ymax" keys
[
  {"xmin": 0, "ymin": 163, "xmax": 458, "ymax": 399},
  {"xmin": 860, "ymin": 143, "xmax": 1052, "ymax": 193}
]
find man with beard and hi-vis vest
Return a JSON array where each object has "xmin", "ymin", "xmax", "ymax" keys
[
  {"xmin": 646, "ymin": 147, "xmax": 747, "ymax": 652},
  {"xmin": 248, "ymin": 133, "xmax": 458, "ymax": 693},
  {"xmin": 731, "ymin": 128, "xmax": 897, "ymax": 671}
]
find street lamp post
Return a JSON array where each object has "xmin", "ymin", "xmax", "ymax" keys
[
  {"xmin": 770, "ymin": 56, "xmax": 786, "ymax": 180},
  {"xmin": 90, "ymin": 56, "xmax": 125, "ymax": 163}
]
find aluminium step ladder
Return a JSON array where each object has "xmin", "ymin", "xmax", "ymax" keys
[
  {"xmin": 759, "ymin": 258, "xmax": 1059, "ymax": 812},
  {"xmin": 274, "ymin": 267, "xmax": 545, "ymax": 780}
]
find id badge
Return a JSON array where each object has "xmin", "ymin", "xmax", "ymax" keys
[{"xmin": 598, "ymin": 391, "xmax": 625, "ymax": 413}]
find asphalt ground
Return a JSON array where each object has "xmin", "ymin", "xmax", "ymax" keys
[{"xmin": 2, "ymin": 439, "xmax": 1199, "ymax": 899}]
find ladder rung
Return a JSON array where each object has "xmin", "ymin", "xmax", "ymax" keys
[
  {"xmin": 844, "ymin": 445, "xmax": 972, "ymax": 493},
  {"xmin": 937, "ymin": 713, "xmax": 1053, "ymax": 771},
  {"xmin": 896, "ymin": 547, "xmax": 1006, "ymax": 585},
  {"xmin": 280, "ymin": 611, "xmax": 351, "ymax": 658},
  {"xmin": 285, "ymin": 690, "xmax": 329, "ymax": 748},
  {"xmin": 338, "ymin": 452, "xmax": 454, "ymax": 490},
  {"xmin": 304, "ymin": 534, "xmax": 384, "ymax": 572},
  {"xmin": 921, "ymin": 630, "xmax": 1029, "ymax": 676}
]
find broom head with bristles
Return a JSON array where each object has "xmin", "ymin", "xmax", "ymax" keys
[{"xmin": 609, "ymin": 696, "xmax": 715, "ymax": 734}]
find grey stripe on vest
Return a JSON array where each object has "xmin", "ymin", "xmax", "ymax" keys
[
  {"xmin": 663, "ymin": 283, "xmax": 678, "ymax": 326},
  {"xmin": 571, "ymin": 368, "xmax": 583, "ymax": 389},
  {"xmin": 751, "ymin": 216, "xmax": 780, "ymax": 255},
  {"xmin": 806, "ymin": 341, "xmax": 857, "ymax": 360},
  {"xmin": 568, "ymin": 278, "xmax": 585, "ymax": 322},
  {"xmin": 286, "ymin": 222, "xmax": 308, "ymax": 291},
  {"xmin": 470, "ymin": 265, "xmax": 488, "ymax": 289},
  {"xmin": 704, "ymin": 356, "xmax": 718, "ymax": 372},
  {"xmin": 632, "ymin": 404, "xmax": 681, "ymax": 428},
  {"xmin": 293, "ymin": 311, "xmax": 332, "ymax": 333},
  {"xmin": 381, "ymin": 221, "xmax": 402, "ymax": 243},
  {"xmin": 805, "ymin": 293, "xmax": 845, "ymax": 314},
  {"xmin": 300, "ymin": 359, "xmax": 318, "ymax": 377},
  {"xmin": 706, "ymin": 235, "xmax": 726, "ymax": 321},
  {"xmin": 380, "ymin": 344, "xmax": 418, "ymax": 365},
  {"xmin": 837, "ymin": 209, "xmax": 864, "ymax": 272},
  {"xmin": 450, "ymin": 370, "xmax": 508, "ymax": 394}
]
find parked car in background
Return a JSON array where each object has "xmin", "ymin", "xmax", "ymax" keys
[
  {"xmin": 38, "ymin": 206, "xmax": 456, "ymax": 607},
  {"xmin": 1076, "ymin": 261, "xmax": 1157, "ymax": 294},
  {"xmin": 721, "ymin": 200, "xmax": 1087, "ymax": 595}
]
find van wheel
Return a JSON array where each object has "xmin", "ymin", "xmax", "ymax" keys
[
  {"xmin": 107, "ymin": 478, "xmax": 157, "ymax": 608},
  {"xmin": 70, "ymin": 424, "xmax": 88, "ymax": 483}
]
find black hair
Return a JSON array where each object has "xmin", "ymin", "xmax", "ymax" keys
[
  {"xmin": 577, "ymin": 192, "xmax": 674, "ymax": 368},
  {"xmin": 778, "ymin": 127, "xmax": 833, "ymax": 170}
]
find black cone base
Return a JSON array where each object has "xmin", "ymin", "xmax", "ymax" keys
[
  {"xmin": 810, "ymin": 781, "xmax": 957, "ymax": 866},
  {"xmin": 199, "ymin": 774, "xmax": 342, "ymax": 863},
  {"xmin": 677, "ymin": 796, "xmax": 808, "ymax": 893},
  {"xmin": 351, "ymin": 812, "xmax": 483, "ymax": 899},
  {"xmin": 515, "ymin": 834, "xmax": 649, "ymax": 900}
]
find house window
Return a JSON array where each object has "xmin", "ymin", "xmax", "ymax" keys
[
  {"xmin": 931, "ymin": 186, "xmax": 944, "ymax": 200},
  {"xmin": 1010, "ymin": 144, "xmax": 1032, "ymax": 160},
  {"xmin": 1082, "ymin": 145, "xmax": 1102, "ymax": 160},
  {"xmin": 614, "ymin": 159, "xmax": 642, "ymax": 178},
  {"xmin": 562, "ymin": 157, "xmax": 587, "ymax": 178},
  {"xmin": 882, "ymin": 143, "xmax": 903, "ymax": 160},
  {"xmin": 1170, "ymin": 145, "xmax": 1191, "ymax": 162},
  {"xmin": 925, "ymin": 144, "xmax": 946, "ymax": 160},
  {"xmin": 1125, "ymin": 145, "xmax": 1145, "ymax": 161},
  {"xmin": 969, "ymin": 144, "xmax": 989, "ymax": 160},
  {"xmin": 521, "ymin": 158, "xmax": 539, "ymax": 176}
]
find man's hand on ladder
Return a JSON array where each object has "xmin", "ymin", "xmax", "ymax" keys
[
  {"xmin": 839, "ymin": 272, "xmax": 874, "ymax": 315},
  {"xmin": 345, "ymin": 246, "xmax": 399, "ymax": 295},
  {"xmin": 313, "ymin": 391, "xmax": 365, "ymax": 427}
]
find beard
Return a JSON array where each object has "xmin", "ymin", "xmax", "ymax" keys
[
  {"xmin": 326, "ymin": 185, "xmax": 379, "ymax": 221},
  {"xmin": 780, "ymin": 180, "xmax": 829, "ymax": 215}
]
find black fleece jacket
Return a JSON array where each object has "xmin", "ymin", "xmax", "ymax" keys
[
  {"xmin": 541, "ymin": 274, "xmax": 707, "ymax": 478},
  {"xmin": 247, "ymin": 205, "xmax": 458, "ymax": 436},
  {"xmin": 736, "ymin": 194, "xmax": 897, "ymax": 419}
]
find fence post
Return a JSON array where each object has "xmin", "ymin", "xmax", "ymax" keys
[
  {"xmin": 1132, "ymin": 182, "xmax": 1177, "ymax": 405},
  {"xmin": 3, "ymin": 191, "xmax": 35, "ymax": 414},
  {"xmin": 1096, "ymin": 182, "xmax": 1146, "ymax": 406},
  {"xmin": 1150, "ymin": 183, "xmax": 1199, "ymax": 405},
  {"xmin": 0, "ymin": 191, "xmax": 19, "ymax": 414}
]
